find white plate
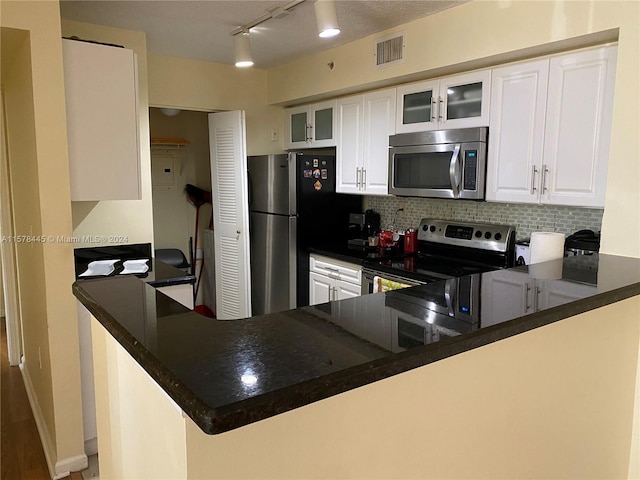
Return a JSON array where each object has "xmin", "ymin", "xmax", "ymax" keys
[
  {"xmin": 120, "ymin": 259, "xmax": 149, "ymax": 274},
  {"xmin": 79, "ymin": 259, "xmax": 120, "ymax": 277}
]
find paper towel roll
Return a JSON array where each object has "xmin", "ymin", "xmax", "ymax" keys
[{"xmin": 529, "ymin": 231, "xmax": 565, "ymax": 264}]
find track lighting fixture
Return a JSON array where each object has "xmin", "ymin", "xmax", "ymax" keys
[
  {"xmin": 230, "ymin": 0, "xmax": 341, "ymax": 68},
  {"xmin": 234, "ymin": 30, "xmax": 254, "ymax": 68},
  {"xmin": 314, "ymin": 0, "xmax": 340, "ymax": 38}
]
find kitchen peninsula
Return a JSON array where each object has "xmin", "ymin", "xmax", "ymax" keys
[{"xmin": 73, "ymin": 254, "xmax": 640, "ymax": 479}]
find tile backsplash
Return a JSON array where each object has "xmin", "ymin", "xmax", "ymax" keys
[{"xmin": 364, "ymin": 196, "xmax": 603, "ymax": 241}]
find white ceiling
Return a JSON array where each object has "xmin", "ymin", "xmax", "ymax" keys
[{"xmin": 59, "ymin": 0, "xmax": 467, "ymax": 69}]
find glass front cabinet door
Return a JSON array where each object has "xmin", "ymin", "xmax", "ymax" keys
[
  {"xmin": 396, "ymin": 71, "xmax": 491, "ymax": 133},
  {"xmin": 396, "ymin": 80, "xmax": 439, "ymax": 134},
  {"xmin": 285, "ymin": 100, "xmax": 337, "ymax": 149}
]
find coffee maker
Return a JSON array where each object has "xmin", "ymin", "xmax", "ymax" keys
[{"xmin": 347, "ymin": 210, "xmax": 381, "ymax": 248}]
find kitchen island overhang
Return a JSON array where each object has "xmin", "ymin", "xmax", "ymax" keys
[{"xmin": 72, "ymin": 253, "xmax": 640, "ymax": 436}]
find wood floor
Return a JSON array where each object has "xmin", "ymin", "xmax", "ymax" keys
[{"xmin": 1, "ymin": 318, "xmax": 83, "ymax": 480}]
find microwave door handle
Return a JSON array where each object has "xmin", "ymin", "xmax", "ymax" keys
[{"xmin": 449, "ymin": 144, "xmax": 462, "ymax": 198}]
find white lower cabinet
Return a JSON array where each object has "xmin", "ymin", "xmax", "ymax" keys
[
  {"xmin": 336, "ymin": 88, "xmax": 395, "ymax": 195},
  {"xmin": 481, "ymin": 269, "xmax": 597, "ymax": 327},
  {"xmin": 487, "ymin": 45, "xmax": 617, "ymax": 207},
  {"xmin": 309, "ymin": 254, "xmax": 361, "ymax": 305}
]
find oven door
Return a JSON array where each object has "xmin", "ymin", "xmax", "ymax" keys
[
  {"xmin": 361, "ymin": 268, "xmax": 423, "ymax": 295},
  {"xmin": 388, "ymin": 142, "xmax": 485, "ymax": 199}
]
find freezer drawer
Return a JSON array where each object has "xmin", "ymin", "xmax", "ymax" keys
[{"xmin": 250, "ymin": 211, "xmax": 296, "ymax": 315}]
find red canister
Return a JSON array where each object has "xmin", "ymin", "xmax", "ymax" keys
[{"xmin": 404, "ymin": 228, "xmax": 418, "ymax": 253}]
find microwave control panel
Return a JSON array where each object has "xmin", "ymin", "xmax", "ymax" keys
[{"xmin": 463, "ymin": 150, "xmax": 478, "ymax": 190}]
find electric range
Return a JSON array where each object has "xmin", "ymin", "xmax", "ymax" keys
[
  {"xmin": 362, "ymin": 218, "xmax": 516, "ymax": 293},
  {"xmin": 361, "ymin": 219, "xmax": 515, "ymax": 345}
]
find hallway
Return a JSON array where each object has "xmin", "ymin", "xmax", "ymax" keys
[{"xmin": 1, "ymin": 318, "xmax": 82, "ymax": 480}]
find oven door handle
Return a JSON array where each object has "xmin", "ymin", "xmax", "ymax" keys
[
  {"xmin": 449, "ymin": 144, "xmax": 462, "ymax": 198},
  {"xmin": 444, "ymin": 278, "xmax": 456, "ymax": 316}
]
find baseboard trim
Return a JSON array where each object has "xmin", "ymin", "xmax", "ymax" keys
[
  {"xmin": 54, "ymin": 454, "xmax": 89, "ymax": 480},
  {"xmin": 20, "ymin": 362, "xmax": 88, "ymax": 479},
  {"xmin": 84, "ymin": 437, "xmax": 98, "ymax": 456}
]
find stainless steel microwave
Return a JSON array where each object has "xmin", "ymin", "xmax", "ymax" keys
[{"xmin": 388, "ymin": 127, "xmax": 488, "ymax": 199}]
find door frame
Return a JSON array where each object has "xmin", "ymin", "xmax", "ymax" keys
[{"xmin": 0, "ymin": 88, "xmax": 23, "ymax": 365}]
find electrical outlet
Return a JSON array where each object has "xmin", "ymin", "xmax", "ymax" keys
[{"xmin": 271, "ymin": 128, "xmax": 278, "ymax": 142}]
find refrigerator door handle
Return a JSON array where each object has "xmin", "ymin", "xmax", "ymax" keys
[
  {"xmin": 247, "ymin": 169, "xmax": 253, "ymax": 208},
  {"xmin": 288, "ymin": 216, "xmax": 297, "ymax": 310}
]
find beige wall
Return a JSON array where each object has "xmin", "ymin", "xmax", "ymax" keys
[
  {"xmin": 147, "ymin": 54, "xmax": 284, "ymax": 156},
  {"xmin": 267, "ymin": 0, "xmax": 640, "ymax": 259},
  {"xmin": 1, "ymin": 0, "xmax": 85, "ymax": 475},
  {"xmin": 61, "ymin": 19, "xmax": 155, "ymax": 248}
]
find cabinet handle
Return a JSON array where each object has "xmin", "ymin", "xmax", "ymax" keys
[
  {"xmin": 306, "ymin": 124, "xmax": 313, "ymax": 142},
  {"xmin": 362, "ymin": 168, "xmax": 367, "ymax": 191},
  {"xmin": 356, "ymin": 167, "xmax": 362, "ymax": 189},
  {"xmin": 438, "ymin": 97, "xmax": 444, "ymax": 122},
  {"xmin": 525, "ymin": 283, "xmax": 532, "ymax": 311},
  {"xmin": 541, "ymin": 164, "xmax": 549, "ymax": 193},
  {"xmin": 431, "ymin": 98, "xmax": 437, "ymax": 122},
  {"xmin": 530, "ymin": 165, "xmax": 538, "ymax": 194}
]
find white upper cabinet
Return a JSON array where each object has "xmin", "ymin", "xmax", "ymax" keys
[
  {"xmin": 487, "ymin": 45, "xmax": 617, "ymax": 207},
  {"xmin": 336, "ymin": 88, "xmax": 396, "ymax": 195},
  {"xmin": 63, "ymin": 39, "xmax": 141, "ymax": 201},
  {"xmin": 486, "ymin": 59, "xmax": 550, "ymax": 203},
  {"xmin": 396, "ymin": 70, "xmax": 491, "ymax": 133},
  {"xmin": 336, "ymin": 95, "xmax": 364, "ymax": 194},
  {"xmin": 542, "ymin": 46, "xmax": 617, "ymax": 207},
  {"xmin": 285, "ymin": 100, "xmax": 337, "ymax": 149}
]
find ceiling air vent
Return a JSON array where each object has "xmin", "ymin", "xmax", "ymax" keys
[{"xmin": 374, "ymin": 32, "xmax": 405, "ymax": 68}]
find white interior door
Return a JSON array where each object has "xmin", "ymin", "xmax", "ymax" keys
[{"xmin": 208, "ymin": 111, "xmax": 251, "ymax": 320}]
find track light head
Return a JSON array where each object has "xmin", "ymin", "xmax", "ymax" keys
[
  {"xmin": 234, "ymin": 31, "xmax": 254, "ymax": 68},
  {"xmin": 314, "ymin": 0, "xmax": 340, "ymax": 38}
]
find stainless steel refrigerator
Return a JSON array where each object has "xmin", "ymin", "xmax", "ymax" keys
[{"xmin": 248, "ymin": 151, "xmax": 361, "ymax": 315}]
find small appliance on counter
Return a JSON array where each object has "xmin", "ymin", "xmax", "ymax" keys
[
  {"xmin": 515, "ymin": 229, "xmax": 600, "ymax": 266},
  {"xmin": 347, "ymin": 209, "xmax": 381, "ymax": 249},
  {"xmin": 403, "ymin": 228, "xmax": 418, "ymax": 253},
  {"xmin": 564, "ymin": 229, "xmax": 600, "ymax": 256}
]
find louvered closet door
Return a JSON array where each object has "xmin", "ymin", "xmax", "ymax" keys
[{"xmin": 209, "ymin": 111, "xmax": 252, "ymax": 319}]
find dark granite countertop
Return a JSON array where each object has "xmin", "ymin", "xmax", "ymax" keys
[
  {"xmin": 72, "ymin": 253, "xmax": 640, "ymax": 435},
  {"xmin": 309, "ymin": 243, "xmax": 408, "ymax": 264}
]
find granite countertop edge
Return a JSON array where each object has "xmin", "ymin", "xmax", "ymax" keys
[{"xmin": 72, "ymin": 277, "xmax": 640, "ymax": 435}]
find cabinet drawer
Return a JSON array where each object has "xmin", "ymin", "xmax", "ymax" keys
[{"xmin": 309, "ymin": 254, "xmax": 361, "ymax": 285}]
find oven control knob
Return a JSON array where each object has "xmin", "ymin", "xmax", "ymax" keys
[
  {"xmin": 429, "ymin": 225, "xmax": 436, "ymax": 233},
  {"xmin": 494, "ymin": 232, "xmax": 502, "ymax": 241},
  {"xmin": 484, "ymin": 231, "xmax": 492, "ymax": 239},
  {"xmin": 474, "ymin": 230, "xmax": 482, "ymax": 238},
  {"xmin": 422, "ymin": 225, "xmax": 429, "ymax": 232}
]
